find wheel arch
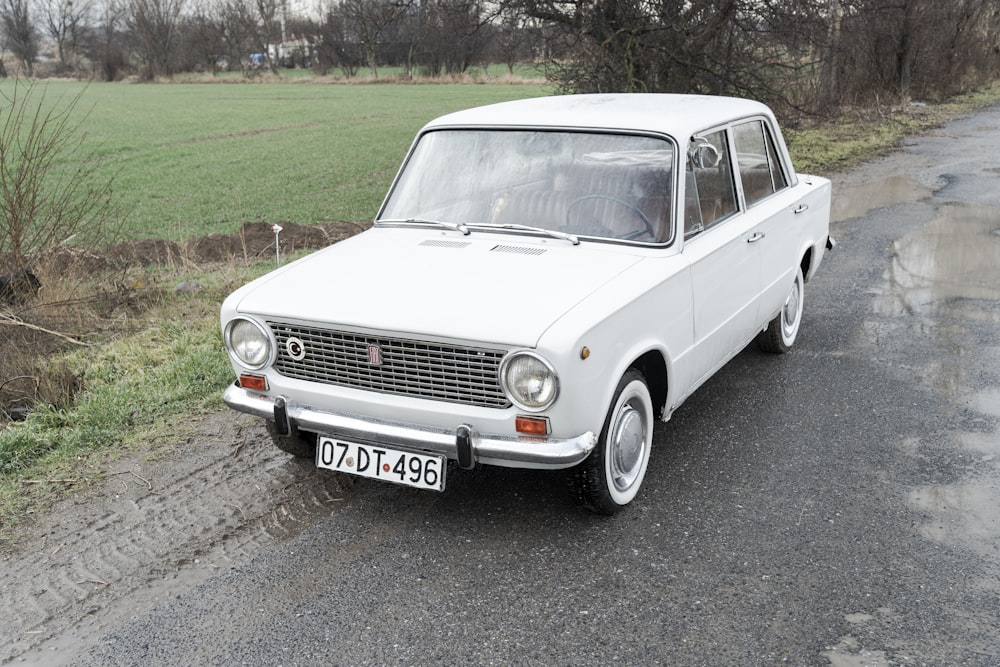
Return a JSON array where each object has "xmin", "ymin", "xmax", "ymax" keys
[
  {"xmin": 628, "ymin": 349, "xmax": 669, "ymax": 421},
  {"xmin": 800, "ymin": 245, "xmax": 815, "ymax": 282}
]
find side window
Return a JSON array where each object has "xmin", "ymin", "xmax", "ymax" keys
[
  {"xmin": 684, "ymin": 129, "xmax": 737, "ymax": 239},
  {"xmin": 733, "ymin": 119, "xmax": 788, "ymax": 207}
]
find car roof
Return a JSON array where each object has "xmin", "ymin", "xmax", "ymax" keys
[{"xmin": 422, "ymin": 93, "xmax": 777, "ymax": 140}]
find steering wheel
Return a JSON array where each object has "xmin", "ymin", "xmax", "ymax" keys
[{"xmin": 565, "ymin": 194, "xmax": 655, "ymax": 240}]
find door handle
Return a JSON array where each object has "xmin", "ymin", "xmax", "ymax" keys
[
  {"xmin": 794, "ymin": 204, "xmax": 809, "ymax": 214},
  {"xmin": 747, "ymin": 232, "xmax": 765, "ymax": 243}
]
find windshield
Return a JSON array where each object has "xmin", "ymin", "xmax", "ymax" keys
[{"xmin": 378, "ymin": 130, "xmax": 675, "ymax": 244}]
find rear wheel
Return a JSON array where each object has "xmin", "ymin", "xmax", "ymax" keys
[
  {"xmin": 757, "ymin": 266, "xmax": 804, "ymax": 354},
  {"xmin": 572, "ymin": 370, "xmax": 653, "ymax": 515},
  {"xmin": 265, "ymin": 420, "xmax": 317, "ymax": 458}
]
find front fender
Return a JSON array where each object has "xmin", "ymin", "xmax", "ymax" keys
[{"xmin": 536, "ymin": 256, "xmax": 694, "ymax": 438}]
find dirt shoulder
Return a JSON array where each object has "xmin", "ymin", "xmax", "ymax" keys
[{"xmin": 1, "ymin": 411, "xmax": 351, "ymax": 664}]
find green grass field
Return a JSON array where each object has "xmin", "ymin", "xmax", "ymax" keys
[{"xmin": 2, "ymin": 80, "xmax": 550, "ymax": 242}]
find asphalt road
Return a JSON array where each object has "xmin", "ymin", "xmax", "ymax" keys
[{"xmin": 71, "ymin": 106, "xmax": 1000, "ymax": 666}]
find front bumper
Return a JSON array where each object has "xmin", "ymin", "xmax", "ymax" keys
[{"xmin": 222, "ymin": 383, "xmax": 597, "ymax": 470}]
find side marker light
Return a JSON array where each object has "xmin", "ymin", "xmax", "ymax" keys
[
  {"xmin": 516, "ymin": 415, "xmax": 550, "ymax": 436},
  {"xmin": 239, "ymin": 373, "xmax": 268, "ymax": 392}
]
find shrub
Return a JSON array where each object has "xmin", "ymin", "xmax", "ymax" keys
[{"xmin": 0, "ymin": 79, "xmax": 121, "ymax": 273}]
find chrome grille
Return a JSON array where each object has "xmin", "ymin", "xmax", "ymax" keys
[{"xmin": 267, "ymin": 322, "xmax": 510, "ymax": 408}]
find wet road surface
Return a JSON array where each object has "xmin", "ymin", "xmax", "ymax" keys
[{"xmin": 11, "ymin": 105, "xmax": 1000, "ymax": 666}]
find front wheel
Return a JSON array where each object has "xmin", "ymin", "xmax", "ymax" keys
[
  {"xmin": 757, "ymin": 266, "xmax": 804, "ymax": 354},
  {"xmin": 572, "ymin": 370, "xmax": 654, "ymax": 515}
]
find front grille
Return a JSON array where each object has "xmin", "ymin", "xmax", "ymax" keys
[{"xmin": 268, "ymin": 322, "xmax": 510, "ymax": 408}]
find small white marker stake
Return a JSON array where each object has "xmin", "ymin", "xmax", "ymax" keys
[{"xmin": 272, "ymin": 224, "xmax": 283, "ymax": 266}]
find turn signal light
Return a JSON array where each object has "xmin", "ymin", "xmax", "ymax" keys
[
  {"xmin": 239, "ymin": 373, "xmax": 268, "ymax": 391},
  {"xmin": 515, "ymin": 415, "xmax": 549, "ymax": 436}
]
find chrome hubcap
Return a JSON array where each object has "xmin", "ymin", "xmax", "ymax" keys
[
  {"xmin": 781, "ymin": 278, "xmax": 801, "ymax": 339},
  {"xmin": 610, "ymin": 403, "xmax": 646, "ymax": 492}
]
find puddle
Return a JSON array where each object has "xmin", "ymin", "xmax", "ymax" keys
[
  {"xmin": 972, "ymin": 386, "xmax": 1000, "ymax": 420},
  {"xmin": 873, "ymin": 203, "xmax": 1000, "ymax": 318},
  {"xmin": 960, "ymin": 430, "xmax": 1000, "ymax": 457},
  {"xmin": 833, "ymin": 175, "xmax": 932, "ymax": 222},
  {"xmin": 866, "ymin": 201, "xmax": 1000, "ymax": 571},
  {"xmin": 821, "ymin": 633, "xmax": 891, "ymax": 667},
  {"xmin": 870, "ymin": 203, "xmax": 1000, "ymax": 416},
  {"xmin": 910, "ymin": 478, "xmax": 1000, "ymax": 561}
]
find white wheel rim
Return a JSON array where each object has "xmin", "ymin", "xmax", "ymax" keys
[
  {"xmin": 610, "ymin": 404, "xmax": 645, "ymax": 492},
  {"xmin": 604, "ymin": 380, "xmax": 653, "ymax": 505},
  {"xmin": 780, "ymin": 272, "xmax": 803, "ymax": 344}
]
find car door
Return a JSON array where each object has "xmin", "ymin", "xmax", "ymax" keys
[
  {"xmin": 731, "ymin": 118, "xmax": 799, "ymax": 322},
  {"xmin": 683, "ymin": 128, "xmax": 761, "ymax": 388}
]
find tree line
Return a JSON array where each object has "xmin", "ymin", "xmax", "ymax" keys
[{"xmin": 2, "ymin": 0, "xmax": 999, "ymax": 114}]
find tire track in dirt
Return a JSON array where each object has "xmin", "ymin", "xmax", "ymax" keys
[{"xmin": 0, "ymin": 410, "xmax": 351, "ymax": 665}]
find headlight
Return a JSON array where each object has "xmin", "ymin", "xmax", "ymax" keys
[
  {"xmin": 225, "ymin": 318, "xmax": 272, "ymax": 370},
  {"xmin": 500, "ymin": 351, "xmax": 559, "ymax": 411}
]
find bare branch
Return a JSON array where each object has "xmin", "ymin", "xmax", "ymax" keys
[{"xmin": 0, "ymin": 310, "xmax": 93, "ymax": 347}]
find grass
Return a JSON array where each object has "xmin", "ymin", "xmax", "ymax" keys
[
  {"xmin": 2, "ymin": 77, "xmax": 1000, "ymax": 541},
  {"xmin": 784, "ymin": 81, "xmax": 1000, "ymax": 174},
  {"xmin": 1, "ymin": 320, "xmax": 227, "ymax": 472},
  {"xmin": 0, "ymin": 80, "xmax": 550, "ymax": 242},
  {"xmin": 785, "ymin": 110, "xmax": 931, "ymax": 174}
]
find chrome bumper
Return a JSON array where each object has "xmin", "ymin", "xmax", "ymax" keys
[{"xmin": 222, "ymin": 383, "xmax": 597, "ymax": 470}]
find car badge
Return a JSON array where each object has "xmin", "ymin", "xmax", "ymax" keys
[
  {"xmin": 368, "ymin": 344, "xmax": 384, "ymax": 365},
  {"xmin": 285, "ymin": 337, "xmax": 306, "ymax": 361}
]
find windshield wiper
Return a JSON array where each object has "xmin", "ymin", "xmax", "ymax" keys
[
  {"xmin": 470, "ymin": 222, "xmax": 580, "ymax": 246},
  {"xmin": 378, "ymin": 218, "xmax": 470, "ymax": 235},
  {"xmin": 378, "ymin": 218, "xmax": 579, "ymax": 245}
]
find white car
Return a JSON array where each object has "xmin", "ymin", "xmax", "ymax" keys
[{"xmin": 221, "ymin": 94, "xmax": 833, "ymax": 514}]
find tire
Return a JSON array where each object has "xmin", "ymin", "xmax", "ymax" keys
[
  {"xmin": 572, "ymin": 369, "xmax": 654, "ymax": 515},
  {"xmin": 757, "ymin": 265, "xmax": 804, "ymax": 354},
  {"xmin": 265, "ymin": 419, "xmax": 317, "ymax": 459}
]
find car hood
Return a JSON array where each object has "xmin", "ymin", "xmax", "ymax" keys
[{"xmin": 231, "ymin": 227, "xmax": 645, "ymax": 347}]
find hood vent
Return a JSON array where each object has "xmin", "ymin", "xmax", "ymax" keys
[
  {"xmin": 491, "ymin": 244, "xmax": 547, "ymax": 256},
  {"xmin": 420, "ymin": 239, "xmax": 471, "ymax": 249}
]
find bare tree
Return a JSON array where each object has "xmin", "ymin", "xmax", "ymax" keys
[
  {"xmin": 340, "ymin": 0, "xmax": 412, "ymax": 78},
  {"xmin": 494, "ymin": 4, "xmax": 533, "ymax": 74},
  {"xmin": 43, "ymin": 0, "xmax": 93, "ymax": 72},
  {"xmin": 0, "ymin": 0, "xmax": 37, "ymax": 76},
  {"xmin": 212, "ymin": 0, "xmax": 258, "ymax": 74},
  {"xmin": 184, "ymin": 1, "xmax": 222, "ymax": 72},
  {"xmin": 422, "ymin": 0, "xmax": 497, "ymax": 75},
  {"xmin": 314, "ymin": 3, "xmax": 364, "ymax": 76},
  {"xmin": 517, "ymin": 0, "xmax": 798, "ymax": 101},
  {"xmin": 252, "ymin": 0, "xmax": 282, "ymax": 72},
  {"xmin": 818, "ymin": 0, "xmax": 843, "ymax": 109},
  {"xmin": 86, "ymin": 0, "xmax": 127, "ymax": 80},
  {"xmin": 502, "ymin": 0, "xmax": 1000, "ymax": 114},
  {"xmin": 827, "ymin": 0, "xmax": 1000, "ymax": 104},
  {"xmin": 125, "ymin": 0, "xmax": 187, "ymax": 79}
]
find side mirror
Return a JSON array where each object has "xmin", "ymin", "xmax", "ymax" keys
[{"xmin": 689, "ymin": 142, "xmax": 721, "ymax": 169}]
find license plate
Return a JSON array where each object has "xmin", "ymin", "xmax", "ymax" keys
[{"xmin": 316, "ymin": 437, "xmax": 446, "ymax": 492}]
